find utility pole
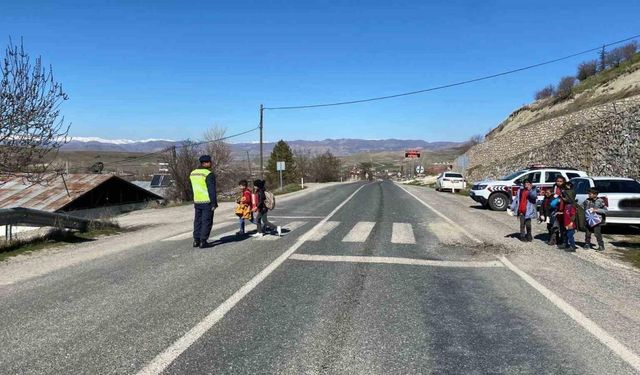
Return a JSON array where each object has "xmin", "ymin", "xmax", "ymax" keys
[
  {"xmin": 259, "ymin": 104, "xmax": 264, "ymax": 178},
  {"xmin": 246, "ymin": 150, "xmax": 252, "ymax": 177}
]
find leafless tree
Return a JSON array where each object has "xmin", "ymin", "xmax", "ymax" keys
[
  {"xmin": 163, "ymin": 141, "xmax": 199, "ymax": 202},
  {"xmin": 311, "ymin": 151, "xmax": 341, "ymax": 182},
  {"xmin": 555, "ymin": 76, "xmax": 576, "ymax": 100},
  {"xmin": 203, "ymin": 125, "xmax": 234, "ymax": 191},
  {"xmin": 620, "ymin": 41, "xmax": 638, "ymax": 62},
  {"xmin": 534, "ymin": 85, "xmax": 555, "ymax": 100},
  {"xmin": 0, "ymin": 38, "xmax": 70, "ymax": 183},
  {"xmin": 605, "ymin": 47, "xmax": 625, "ymax": 69},
  {"xmin": 293, "ymin": 148, "xmax": 313, "ymax": 181},
  {"xmin": 576, "ymin": 60, "xmax": 598, "ymax": 81}
]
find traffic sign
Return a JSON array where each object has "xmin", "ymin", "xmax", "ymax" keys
[
  {"xmin": 416, "ymin": 165, "xmax": 424, "ymax": 174},
  {"xmin": 276, "ymin": 161, "xmax": 286, "ymax": 171},
  {"xmin": 405, "ymin": 150, "xmax": 421, "ymax": 158}
]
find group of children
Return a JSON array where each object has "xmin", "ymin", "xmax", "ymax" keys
[
  {"xmin": 511, "ymin": 176, "xmax": 607, "ymax": 252},
  {"xmin": 235, "ymin": 179, "xmax": 279, "ymax": 237}
]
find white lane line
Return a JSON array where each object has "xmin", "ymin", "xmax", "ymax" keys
[
  {"xmin": 395, "ymin": 184, "xmax": 483, "ymax": 244},
  {"xmin": 137, "ymin": 184, "xmax": 368, "ymax": 375},
  {"xmin": 342, "ymin": 221, "xmax": 376, "ymax": 243},
  {"xmin": 256, "ymin": 221, "xmax": 307, "ymax": 241},
  {"xmin": 269, "ymin": 216, "xmax": 324, "ymax": 219},
  {"xmin": 162, "ymin": 222, "xmax": 235, "ymax": 242},
  {"xmin": 307, "ymin": 221, "xmax": 340, "ymax": 241},
  {"xmin": 391, "ymin": 223, "xmax": 416, "ymax": 244},
  {"xmin": 499, "ymin": 256, "xmax": 640, "ymax": 372},
  {"xmin": 290, "ymin": 254, "xmax": 504, "ymax": 268}
]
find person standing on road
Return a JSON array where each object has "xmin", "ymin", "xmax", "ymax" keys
[
  {"xmin": 562, "ymin": 191, "xmax": 578, "ymax": 251},
  {"xmin": 190, "ymin": 155, "xmax": 218, "ymax": 248},
  {"xmin": 553, "ymin": 176, "xmax": 568, "ymax": 247},
  {"xmin": 252, "ymin": 179, "xmax": 276, "ymax": 237},
  {"xmin": 510, "ymin": 179, "xmax": 538, "ymax": 242},
  {"xmin": 235, "ymin": 180, "xmax": 254, "ymax": 236},
  {"xmin": 583, "ymin": 188, "xmax": 607, "ymax": 251},
  {"xmin": 539, "ymin": 189, "xmax": 558, "ymax": 245}
]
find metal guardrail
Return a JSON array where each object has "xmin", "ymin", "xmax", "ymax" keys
[{"xmin": 1, "ymin": 208, "xmax": 91, "ymax": 241}]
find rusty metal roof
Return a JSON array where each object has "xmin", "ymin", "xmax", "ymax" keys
[{"xmin": 0, "ymin": 174, "xmax": 116, "ymax": 212}]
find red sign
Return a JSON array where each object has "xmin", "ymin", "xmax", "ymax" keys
[{"xmin": 405, "ymin": 150, "xmax": 421, "ymax": 158}]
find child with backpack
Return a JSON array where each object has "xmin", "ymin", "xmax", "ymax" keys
[
  {"xmin": 252, "ymin": 179, "xmax": 278, "ymax": 237},
  {"xmin": 582, "ymin": 188, "xmax": 607, "ymax": 251},
  {"xmin": 235, "ymin": 180, "xmax": 254, "ymax": 236}
]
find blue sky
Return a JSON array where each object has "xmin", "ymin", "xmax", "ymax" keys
[{"xmin": 2, "ymin": 0, "xmax": 639, "ymax": 143}]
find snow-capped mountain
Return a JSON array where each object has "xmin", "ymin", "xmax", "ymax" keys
[{"xmin": 62, "ymin": 136, "xmax": 464, "ymax": 155}]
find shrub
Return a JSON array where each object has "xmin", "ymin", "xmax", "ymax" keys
[
  {"xmin": 534, "ymin": 85, "xmax": 555, "ymax": 100},
  {"xmin": 576, "ymin": 60, "xmax": 598, "ymax": 81},
  {"xmin": 555, "ymin": 76, "xmax": 576, "ymax": 100}
]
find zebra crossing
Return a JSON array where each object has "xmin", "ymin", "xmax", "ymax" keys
[
  {"xmin": 163, "ymin": 220, "xmax": 420, "ymax": 245},
  {"xmin": 255, "ymin": 220, "xmax": 419, "ymax": 244}
]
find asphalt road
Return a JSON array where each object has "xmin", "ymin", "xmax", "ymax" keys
[{"xmin": 0, "ymin": 181, "xmax": 638, "ymax": 374}]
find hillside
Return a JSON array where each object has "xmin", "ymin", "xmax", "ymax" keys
[
  {"xmin": 487, "ymin": 53, "xmax": 640, "ymax": 140},
  {"xmin": 460, "ymin": 52, "xmax": 640, "ymax": 182}
]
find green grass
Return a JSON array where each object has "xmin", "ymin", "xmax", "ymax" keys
[
  {"xmin": 573, "ymin": 53, "xmax": 640, "ymax": 95},
  {"xmin": 0, "ymin": 224, "xmax": 123, "ymax": 262},
  {"xmin": 274, "ymin": 183, "xmax": 305, "ymax": 195},
  {"xmin": 622, "ymin": 250, "xmax": 640, "ymax": 269}
]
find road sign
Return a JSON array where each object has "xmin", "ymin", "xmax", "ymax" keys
[
  {"xmin": 405, "ymin": 150, "xmax": 421, "ymax": 158},
  {"xmin": 415, "ymin": 165, "xmax": 424, "ymax": 174},
  {"xmin": 276, "ymin": 161, "xmax": 286, "ymax": 171}
]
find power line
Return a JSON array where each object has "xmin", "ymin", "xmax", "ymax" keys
[
  {"xmin": 108, "ymin": 126, "xmax": 259, "ymax": 166},
  {"xmin": 264, "ymin": 33, "xmax": 640, "ymax": 110}
]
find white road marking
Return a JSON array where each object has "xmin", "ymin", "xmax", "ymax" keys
[
  {"xmin": 136, "ymin": 184, "xmax": 368, "ymax": 375},
  {"xmin": 342, "ymin": 222, "xmax": 376, "ymax": 243},
  {"xmin": 391, "ymin": 223, "xmax": 416, "ymax": 244},
  {"xmin": 499, "ymin": 256, "xmax": 640, "ymax": 372},
  {"xmin": 290, "ymin": 254, "xmax": 503, "ymax": 268},
  {"xmin": 162, "ymin": 222, "xmax": 235, "ymax": 242},
  {"xmin": 396, "ymin": 184, "xmax": 483, "ymax": 244},
  {"xmin": 269, "ymin": 216, "xmax": 324, "ymax": 219},
  {"xmin": 255, "ymin": 221, "xmax": 307, "ymax": 241},
  {"xmin": 307, "ymin": 221, "xmax": 340, "ymax": 241}
]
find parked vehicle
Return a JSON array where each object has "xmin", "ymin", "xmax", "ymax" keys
[
  {"xmin": 469, "ymin": 166, "xmax": 587, "ymax": 211},
  {"xmin": 570, "ymin": 176, "xmax": 640, "ymax": 225},
  {"xmin": 435, "ymin": 172, "xmax": 466, "ymax": 192}
]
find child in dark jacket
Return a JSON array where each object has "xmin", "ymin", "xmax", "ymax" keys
[
  {"xmin": 539, "ymin": 189, "xmax": 557, "ymax": 245},
  {"xmin": 582, "ymin": 188, "xmax": 607, "ymax": 251}
]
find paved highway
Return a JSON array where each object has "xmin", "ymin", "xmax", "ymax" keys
[{"xmin": 1, "ymin": 181, "xmax": 639, "ymax": 374}]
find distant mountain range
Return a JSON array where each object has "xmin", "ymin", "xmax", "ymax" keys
[{"xmin": 62, "ymin": 137, "xmax": 463, "ymax": 156}]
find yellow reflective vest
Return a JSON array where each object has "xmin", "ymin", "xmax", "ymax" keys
[{"xmin": 190, "ymin": 168, "xmax": 212, "ymax": 204}]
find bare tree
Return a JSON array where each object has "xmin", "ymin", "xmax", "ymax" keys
[
  {"xmin": 534, "ymin": 85, "xmax": 555, "ymax": 100},
  {"xmin": 163, "ymin": 141, "xmax": 199, "ymax": 202},
  {"xmin": 203, "ymin": 125, "xmax": 233, "ymax": 191},
  {"xmin": 576, "ymin": 60, "xmax": 598, "ymax": 81},
  {"xmin": 620, "ymin": 41, "xmax": 638, "ymax": 62},
  {"xmin": 308, "ymin": 151, "xmax": 341, "ymax": 182},
  {"xmin": 555, "ymin": 76, "xmax": 576, "ymax": 100},
  {"xmin": 293, "ymin": 148, "xmax": 313, "ymax": 181},
  {"xmin": 0, "ymin": 38, "xmax": 70, "ymax": 183},
  {"xmin": 605, "ymin": 47, "xmax": 625, "ymax": 69}
]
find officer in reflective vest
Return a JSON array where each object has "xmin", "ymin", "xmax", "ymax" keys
[{"xmin": 190, "ymin": 155, "xmax": 218, "ymax": 248}]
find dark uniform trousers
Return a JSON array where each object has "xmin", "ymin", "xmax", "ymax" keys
[{"xmin": 193, "ymin": 203, "xmax": 214, "ymax": 242}]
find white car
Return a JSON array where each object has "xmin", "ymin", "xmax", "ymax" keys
[
  {"xmin": 435, "ymin": 172, "xmax": 466, "ymax": 192},
  {"xmin": 570, "ymin": 176, "xmax": 640, "ymax": 225},
  {"xmin": 469, "ymin": 166, "xmax": 588, "ymax": 211}
]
